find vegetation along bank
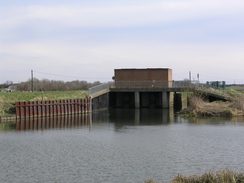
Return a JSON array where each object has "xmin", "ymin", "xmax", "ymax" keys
[
  {"xmin": 180, "ymin": 88, "xmax": 244, "ymax": 117},
  {"xmin": 1, "ymin": 85, "xmax": 244, "ymax": 118},
  {"xmin": 145, "ymin": 170, "xmax": 244, "ymax": 183},
  {"xmin": 0, "ymin": 90, "xmax": 88, "ymax": 117}
]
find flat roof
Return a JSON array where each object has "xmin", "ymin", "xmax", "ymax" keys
[{"xmin": 115, "ymin": 68, "xmax": 172, "ymax": 70}]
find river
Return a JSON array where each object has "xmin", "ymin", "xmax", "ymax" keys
[{"xmin": 1, "ymin": 108, "xmax": 244, "ymax": 183}]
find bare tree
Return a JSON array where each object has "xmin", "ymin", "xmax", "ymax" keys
[
  {"xmin": 16, "ymin": 79, "xmax": 102, "ymax": 91},
  {"xmin": 4, "ymin": 80, "xmax": 13, "ymax": 85}
]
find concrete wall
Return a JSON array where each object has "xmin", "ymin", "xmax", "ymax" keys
[
  {"xmin": 109, "ymin": 91, "xmax": 172, "ymax": 109},
  {"xmin": 140, "ymin": 92, "xmax": 162, "ymax": 108},
  {"xmin": 109, "ymin": 92, "xmax": 135, "ymax": 108},
  {"xmin": 92, "ymin": 91, "xmax": 182, "ymax": 111},
  {"xmin": 91, "ymin": 93, "xmax": 109, "ymax": 111}
]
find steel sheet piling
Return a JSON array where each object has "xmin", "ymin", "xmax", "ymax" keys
[{"xmin": 15, "ymin": 98, "xmax": 91, "ymax": 119}]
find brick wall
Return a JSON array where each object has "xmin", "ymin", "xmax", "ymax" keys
[{"xmin": 114, "ymin": 68, "xmax": 172, "ymax": 81}]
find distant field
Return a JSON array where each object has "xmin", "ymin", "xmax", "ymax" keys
[
  {"xmin": 0, "ymin": 90, "xmax": 88, "ymax": 117},
  {"xmin": 226, "ymin": 85, "xmax": 244, "ymax": 91}
]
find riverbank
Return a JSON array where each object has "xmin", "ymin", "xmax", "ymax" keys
[
  {"xmin": 0, "ymin": 90, "xmax": 88, "ymax": 117},
  {"xmin": 179, "ymin": 90, "xmax": 244, "ymax": 117},
  {"xmin": 145, "ymin": 170, "xmax": 244, "ymax": 183}
]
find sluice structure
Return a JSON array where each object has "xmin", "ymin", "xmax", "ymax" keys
[
  {"xmin": 89, "ymin": 68, "xmax": 228, "ymax": 112},
  {"xmin": 90, "ymin": 68, "xmax": 185, "ymax": 111}
]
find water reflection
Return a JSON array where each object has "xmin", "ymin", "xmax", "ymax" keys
[
  {"xmin": 14, "ymin": 108, "xmax": 176, "ymax": 131},
  {"xmin": 108, "ymin": 108, "xmax": 175, "ymax": 126},
  {"xmin": 8, "ymin": 109, "xmax": 244, "ymax": 132},
  {"xmin": 0, "ymin": 122, "xmax": 16, "ymax": 132},
  {"xmin": 1, "ymin": 109, "xmax": 244, "ymax": 183},
  {"xmin": 16, "ymin": 114, "xmax": 91, "ymax": 131}
]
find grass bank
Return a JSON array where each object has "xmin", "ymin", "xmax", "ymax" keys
[
  {"xmin": 145, "ymin": 170, "xmax": 244, "ymax": 183},
  {"xmin": 180, "ymin": 89, "xmax": 244, "ymax": 117},
  {"xmin": 0, "ymin": 90, "xmax": 88, "ymax": 117}
]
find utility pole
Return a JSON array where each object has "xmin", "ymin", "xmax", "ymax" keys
[
  {"xmin": 189, "ymin": 71, "xmax": 191, "ymax": 82},
  {"xmin": 31, "ymin": 70, "xmax": 34, "ymax": 92}
]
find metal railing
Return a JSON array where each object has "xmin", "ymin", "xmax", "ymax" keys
[
  {"xmin": 113, "ymin": 80, "xmax": 205, "ymax": 88},
  {"xmin": 89, "ymin": 82, "xmax": 114, "ymax": 96},
  {"xmin": 89, "ymin": 80, "xmax": 205, "ymax": 96}
]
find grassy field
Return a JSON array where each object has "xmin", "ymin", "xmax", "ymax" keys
[
  {"xmin": 0, "ymin": 90, "xmax": 88, "ymax": 117},
  {"xmin": 227, "ymin": 85, "xmax": 244, "ymax": 91}
]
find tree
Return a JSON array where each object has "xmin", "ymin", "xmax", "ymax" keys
[
  {"xmin": 15, "ymin": 78, "xmax": 103, "ymax": 91},
  {"xmin": 4, "ymin": 80, "xmax": 13, "ymax": 85}
]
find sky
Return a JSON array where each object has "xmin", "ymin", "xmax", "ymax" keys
[{"xmin": 1, "ymin": 0, "xmax": 244, "ymax": 84}]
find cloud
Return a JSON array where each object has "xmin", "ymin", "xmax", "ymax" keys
[
  {"xmin": 1, "ymin": 0, "xmax": 244, "ymax": 30},
  {"xmin": 1, "ymin": 0, "xmax": 244, "ymax": 84},
  {"xmin": 1, "ymin": 38, "xmax": 244, "ymax": 83}
]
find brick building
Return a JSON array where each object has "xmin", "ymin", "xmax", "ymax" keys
[{"xmin": 114, "ymin": 68, "xmax": 172, "ymax": 87}]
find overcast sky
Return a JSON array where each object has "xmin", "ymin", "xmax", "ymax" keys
[{"xmin": 1, "ymin": 0, "xmax": 244, "ymax": 84}]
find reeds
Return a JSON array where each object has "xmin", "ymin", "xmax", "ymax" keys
[
  {"xmin": 181, "ymin": 90, "xmax": 244, "ymax": 117},
  {"xmin": 230, "ymin": 93, "xmax": 244, "ymax": 110},
  {"xmin": 144, "ymin": 170, "xmax": 244, "ymax": 183},
  {"xmin": 171, "ymin": 170, "xmax": 244, "ymax": 183},
  {"xmin": 187, "ymin": 93, "xmax": 206, "ymax": 111}
]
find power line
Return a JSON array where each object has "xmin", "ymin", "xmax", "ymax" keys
[
  {"xmin": 200, "ymin": 74, "xmax": 244, "ymax": 81},
  {"xmin": 34, "ymin": 71, "xmax": 110, "ymax": 80}
]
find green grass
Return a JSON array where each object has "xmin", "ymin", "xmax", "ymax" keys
[{"xmin": 0, "ymin": 90, "xmax": 88, "ymax": 117}]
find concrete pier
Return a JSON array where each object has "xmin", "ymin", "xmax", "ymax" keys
[
  {"xmin": 93, "ymin": 91, "xmax": 174, "ymax": 110},
  {"xmin": 135, "ymin": 92, "xmax": 140, "ymax": 109},
  {"xmin": 162, "ymin": 92, "xmax": 169, "ymax": 109}
]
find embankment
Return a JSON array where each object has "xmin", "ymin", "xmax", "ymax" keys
[
  {"xmin": 180, "ymin": 91, "xmax": 244, "ymax": 117},
  {"xmin": 0, "ymin": 90, "xmax": 88, "ymax": 118}
]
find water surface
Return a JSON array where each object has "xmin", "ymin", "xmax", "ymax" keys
[{"xmin": 1, "ymin": 109, "xmax": 244, "ymax": 183}]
